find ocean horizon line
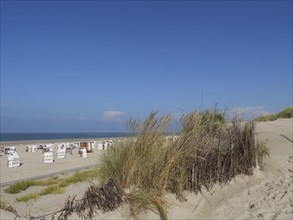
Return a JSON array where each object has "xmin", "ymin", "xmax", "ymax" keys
[{"xmin": 0, "ymin": 132, "xmax": 130, "ymax": 142}]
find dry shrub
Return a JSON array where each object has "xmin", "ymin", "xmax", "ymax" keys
[{"xmin": 57, "ymin": 178, "xmax": 123, "ymax": 220}]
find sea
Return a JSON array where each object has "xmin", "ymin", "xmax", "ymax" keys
[{"xmin": 0, "ymin": 133, "xmax": 129, "ymax": 142}]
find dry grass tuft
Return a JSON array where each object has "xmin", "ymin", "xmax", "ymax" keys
[{"xmin": 57, "ymin": 178, "xmax": 123, "ymax": 220}]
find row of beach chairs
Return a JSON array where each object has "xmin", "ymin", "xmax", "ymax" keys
[{"xmin": 1, "ymin": 140, "xmax": 114, "ymax": 167}]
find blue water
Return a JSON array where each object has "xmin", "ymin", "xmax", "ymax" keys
[{"xmin": 0, "ymin": 133, "xmax": 129, "ymax": 142}]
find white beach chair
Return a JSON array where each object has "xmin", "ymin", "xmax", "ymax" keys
[
  {"xmin": 5, "ymin": 146, "xmax": 17, "ymax": 154},
  {"xmin": 102, "ymin": 140, "xmax": 112, "ymax": 150},
  {"xmin": 80, "ymin": 148, "xmax": 87, "ymax": 158},
  {"xmin": 90, "ymin": 141, "xmax": 96, "ymax": 149},
  {"xmin": 47, "ymin": 144, "xmax": 54, "ymax": 152},
  {"xmin": 97, "ymin": 143, "xmax": 103, "ymax": 150},
  {"xmin": 56, "ymin": 146, "xmax": 66, "ymax": 159},
  {"xmin": 7, "ymin": 152, "xmax": 21, "ymax": 168},
  {"xmin": 31, "ymin": 145, "xmax": 37, "ymax": 152},
  {"xmin": 43, "ymin": 152, "xmax": 54, "ymax": 163}
]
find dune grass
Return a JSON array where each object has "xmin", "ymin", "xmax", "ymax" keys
[
  {"xmin": 58, "ymin": 169, "xmax": 99, "ymax": 188},
  {"xmin": 7, "ymin": 108, "xmax": 269, "ymax": 219},
  {"xmin": 255, "ymin": 107, "xmax": 293, "ymax": 122},
  {"xmin": 4, "ymin": 180, "xmax": 36, "ymax": 194},
  {"xmin": 16, "ymin": 193, "xmax": 39, "ymax": 203},
  {"xmin": 59, "ymin": 109, "xmax": 269, "ymax": 220}
]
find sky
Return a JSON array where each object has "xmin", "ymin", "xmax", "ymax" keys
[{"xmin": 1, "ymin": 0, "xmax": 292, "ymax": 132}]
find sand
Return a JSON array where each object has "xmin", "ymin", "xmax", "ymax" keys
[
  {"xmin": 0, "ymin": 139, "xmax": 109, "ymax": 185},
  {"xmin": 0, "ymin": 119, "xmax": 292, "ymax": 219}
]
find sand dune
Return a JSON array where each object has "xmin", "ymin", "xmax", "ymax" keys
[{"xmin": 1, "ymin": 119, "xmax": 292, "ymax": 219}]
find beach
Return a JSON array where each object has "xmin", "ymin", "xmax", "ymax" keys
[
  {"xmin": 1, "ymin": 119, "xmax": 292, "ymax": 219},
  {"xmin": 0, "ymin": 138, "xmax": 118, "ymax": 185}
]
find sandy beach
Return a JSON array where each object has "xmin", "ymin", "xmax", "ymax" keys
[
  {"xmin": 0, "ymin": 138, "xmax": 118, "ymax": 185},
  {"xmin": 1, "ymin": 119, "xmax": 292, "ymax": 219}
]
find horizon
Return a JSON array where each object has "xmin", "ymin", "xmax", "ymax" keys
[{"xmin": 1, "ymin": 0, "xmax": 292, "ymax": 132}]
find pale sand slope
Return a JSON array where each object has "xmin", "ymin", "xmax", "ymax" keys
[{"xmin": 1, "ymin": 119, "xmax": 292, "ymax": 219}]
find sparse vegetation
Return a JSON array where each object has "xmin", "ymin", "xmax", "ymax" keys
[
  {"xmin": 0, "ymin": 198, "xmax": 17, "ymax": 213},
  {"xmin": 59, "ymin": 169, "xmax": 99, "ymax": 188},
  {"xmin": 16, "ymin": 193, "xmax": 39, "ymax": 203},
  {"xmin": 4, "ymin": 180, "xmax": 36, "ymax": 194},
  {"xmin": 55, "ymin": 108, "xmax": 269, "ymax": 220},
  {"xmin": 3, "ymin": 108, "xmax": 271, "ymax": 218},
  {"xmin": 5, "ymin": 169, "xmax": 99, "ymax": 203},
  {"xmin": 255, "ymin": 107, "xmax": 293, "ymax": 122},
  {"xmin": 40, "ymin": 185, "xmax": 64, "ymax": 195}
]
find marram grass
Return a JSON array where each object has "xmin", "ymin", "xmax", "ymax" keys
[
  {"xmin": 1, "ymin": 108, "xmax": 272, "ymax": 218},
  {"xmin": 255, "ymin": 106, "xmax": 293, "ymax": 122},
  {"xmin": 56, "ymin": 109, "xmax": 269, "ymax": 220}
]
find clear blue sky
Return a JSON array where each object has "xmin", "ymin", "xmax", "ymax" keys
[{"xmin": 1, "ymin": 0, "xmax": 292, "ymax": 132}]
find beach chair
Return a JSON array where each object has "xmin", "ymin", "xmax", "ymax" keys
[
  {"xmin": 31, "ymin": 145, "xmax": 37, "ymax": 152},
  {"xmin": 79, "ymin": 148, "xmax": 87, "ymax": 158},
  {"xmin": 26, "ymin": 145, "xmax": 31, "ymax": 152},
  {"xmin": 0, "ymin": 147, "xmax": 5, "ymax": 156},
  {"xmin": 7, "ymin": 152, "xmax": 21, "ymax": 168},
  {"xmin": 102, "ymin": 141, "xmax": 111, "ymax": 150},
  {"xmin": 97, "ymin": 143, "xmax": 103, "ymax": 150},
  {"xmin": 80, "ymin": 142, "xmax": 93, "ymax": 153},
  {"xmin": 56, "ymin": 144, "xmax": 66, "ymax": 159},
  {"xmin": 66, "ymin": 147, "xmax": 73, "ymax": 155},
  {"xmin": 43, "ymin": 152, "xmax": 54, "ymax": 163},
  {"xmin": 70, "ymin": 143, "xmax": 78, "ymax": 149},
  {"xmin": 47, "ymin": 144, "xmax": 54, "ymax": 152},
  {"xmin": 5, "ymin": 147, "xmax": 16, "ymax": 154},
  {"xmin": 90, "ymin": 141, "xmax": 96, "ymax": 149}
]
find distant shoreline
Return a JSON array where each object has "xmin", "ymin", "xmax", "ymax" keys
[
  {"xmin": 0, "ymin": 137, "xmax": 117, "ymax": 146},
  {"xmin": 0, "ymin": 132, "xmax": 129, "ymax": 144}
]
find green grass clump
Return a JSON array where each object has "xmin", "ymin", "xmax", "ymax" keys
[
  {"xmin": 4, "ymin": 177, "xmax": 61, "ymax": 194},
  {"xmin": 255, "ymin": 107, "xmax": 293, "ymax": 122},
  {"xmin": 40, "ymin": 185, "xmax": 64, "ymax": 195},
  {"xmin": 58, "ymin": 169, "xmax": 99, "ymax": 188},
  {"xmin": 95, "ymin": 108, "xmax": 269, "ymax": 219},
  {"xmin": 11, "ymin": 170, "xmax": 99, "ymax": 203},
  {"xmin": 4, "ymin": 181, "xmax": 36, "ymax": 194},
  {"xmin": 37, "ymin": 176, "xmax": 61, "ymax": 186},
  {"xmin": 16, "ymin": 193, "xmax": 39, "ymax": 202},
  {"xmin": 16, "ymin": 185, "xmax": 64, "ymax": 203},
  {"xmin": 276, "ymin": 107, "xmax": 293, "ymax": 118}
]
